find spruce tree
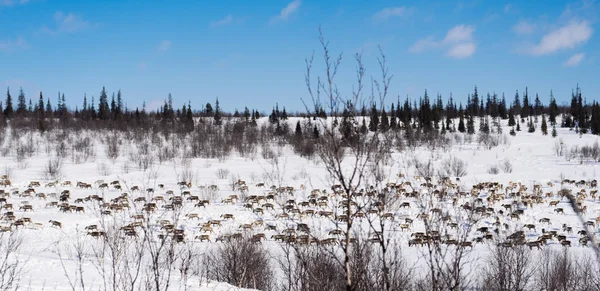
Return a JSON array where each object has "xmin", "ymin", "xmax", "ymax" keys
[
  {"xmin": 527, "ymin": 117, "xmax": 535, "ymax": 133},
  {"xmin": 379, "ymin": 108, "xmax": 389, "ymax": 132},
  {"xmin": 549, "ymin": 91, "xmax": 558, "ymax": 126},
  {"xmin": 3, "ymin": 88, "xmax": 13, "ymax": 117},
  {"xmin": 467, "ymin": 115, "xmax": 475, "ymax": 134},
  {"xmin": 368, "ymin": 104, "xmax": 379, "ymax": 132},
  {"xmin": 214, "ymin": 97, "xmax": 222, "ymax": 125},
  {"xmin": 46, "ymin": 97, "xmax": 52, "ymax": 115},
  {"xmin": 360, "ymin": 119, "xmax": 368, "ymax": 134},
  {"xmin": 458, "ymin": 114, "xmax": 466, "ymax": 133},
  {"xmin": 16, "ymin": 87, "xmax": 26, "ymax": 116},
  {"xmin": 552, "ymin": 125, "xmax": 557, "ymax": 137},
  {"xmin": 295, "ymin": 121, "xmax": 302, "ymax": 137},
  {"xmin": 516, "ymin": 120, "xmax": 521, "ymax": 131},
  {"xmin": 541, "ymin": 114, "xmax": 548, "ymax": 135},
  {"xmin": 98, "ymin": 87, "xmax": 110, "ymax": 120},
  {"xmin": 37, "ymin": 92, "xmax": 45, "ymax": 118},
  {"xmin": 508, "ymin": 109, "xmax": 516, "ymax": 126}
]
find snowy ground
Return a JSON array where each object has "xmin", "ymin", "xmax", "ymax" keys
[{"xmin": 0, "ymin": 116, "xmax": 599, "ymax": 290}]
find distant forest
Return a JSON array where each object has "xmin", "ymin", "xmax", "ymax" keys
[{"xmin": 0, "ymin": 85, "xmax": 598, "ymax": 136}]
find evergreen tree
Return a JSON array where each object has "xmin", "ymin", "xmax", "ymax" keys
[
  {"xmin": 281, "ymin": 107, "xmax": 288, "ymax": 120},
  {"xmin": 91, "ymin": 96, "xmax": 97, "ymax": 119},
  {"xmin": 295, "ymin": 120, "xmax": 302, "ymax": 137},
  {"xmin": 214, "ymin": 97, "xmax": 222, "ymax": 125},
  {"xmin": 516, "ymin": 120, "xmax": 521, "ymax": 131},
  {"xmin": 522, "ymin": 87, "xmax": 530, "ymax": 118},
  {"xmin": 28, "ymin": 99, "xmax": 33, "ymax": 113},
  {"xmin": 37, "ymin": 92, "xmax": 45, "ymax": 118},
  {"xmin": 110, "ymin": 93, "xmax": 116, "ymax": 117},
  {"xmin": 458, "ymin": 106, "xmax": 466, "ymax": 133},
  {"xmin": 98, "ymin": 87, "xmax": 110, "ymax": 120},
  {"xmin": 205, "ymin": 103, "xmax": 213, "ymax": 116},
  {"xmin": 368, "ymin": 104, "xmax": 379, "ymax": 132},
  {"xmin": 541, "ymin": 114, "xmax": 548, "ymax": 135},
  {"xmin": 534, "ymin": 93, "xmax": 543, "ymax": 116},
  {"xmin": 16, "ymin": 87, "xmax": 26, "ymax": 116},
  {"xmin": 379, "ymin": 108, "xmax": 389, "ymax": 132},
  {"xmin": 467, "ymin": 115, "xmax": 475, "ymax": 134},
  {"xmin": 243, "ymin": 107, "xmax": 251, "ymax": 122},
  {"xmin": 360, "ymin": 118, "xmax": 368, "ymax": 134},
  {"xmin": 527, "ymin": 117, "xmax": 535, "ymax": 133},
  {"xmin": 549, "ymin": 90, "xmax": 558, "ymax": 126},
  {"xmin": 117, "ymin": 90, "xmax": 123, "ymax": 118},
  {"xmin": 312, "ymin": 125, "xmax": 320, "ymax": 139},
  {"xmin": 46, "ymin": 97, "xmax": 52, "ymax": 115},
  {"xmin": 552, "ymin": 125, "xmax": 557, "ymax": 137},
  {"xmin": 3, "ymin": 88, "xmax": 13, "ymax": 117},
  {"xmin": 508, "ymin": 109, "xmax": 516, "ymax": 126},
  {"xmin": 513, "ymin": 90, "xmax": 521, "ymax": 117}
]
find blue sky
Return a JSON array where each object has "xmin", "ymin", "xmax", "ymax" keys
[{"xmin": 0, "ymin": 0, "xmax": 598, "ymax": 113}]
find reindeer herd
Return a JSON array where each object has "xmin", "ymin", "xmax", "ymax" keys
[{"xmin": 0, "ymin": 172, "xmax": 598, "ymax": 253}]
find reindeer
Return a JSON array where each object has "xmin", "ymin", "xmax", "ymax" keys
[{"xmin": 49, "ymin": 220, "xmax": 62, "ymax": 228}]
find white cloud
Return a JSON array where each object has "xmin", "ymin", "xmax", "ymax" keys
[
  {"xmin": 157, "ymin": 40, "xmax": 172, "ymax": 52},
  {"xmin": 513, "ymin": 20, "xmax": 536, "ymax": 35},
  {"xmin": 210, "ymin": 14, "xmax": 233, "ymax": 27},
  {"xmin": 530, "ymin": 20, "xmax": 592, "ymax": 55},
  {"xmin": 0, "ymin": 37, "xmax": 28, "ymax": 52},
  {"xmin": 409, "ymin": 24, "xmax": 476, "ymax": 58},
  {"xmin": 42, "ymin": 11, "xmax": 91, "ymax": 35},
  {"xmin": 443, "ymin": 24, "xmax": 475, "ymax": 43},
  {"xmin": 564, "ymin": 52, "xmax": 585, "ymax": 66},
  {"xmin": 270, "ymin": 0, "xmax": 301, "ymax": 24},
  {"xmin": 446, "ymin": 42, "xmax": 476, "ymax": 59},
  {"xmin": 373, "ymin": 7, "xmax": 409, "ymax": 21}
]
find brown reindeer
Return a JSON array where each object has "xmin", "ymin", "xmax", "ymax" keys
[{"xmin": 49, "ymin": 220, "xmax": 62, "ymax": 228}]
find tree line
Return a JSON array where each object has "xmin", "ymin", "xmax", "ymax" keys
[{"xmin": 0, "ymin": 84, "xmax": 597, "ymax": 136}]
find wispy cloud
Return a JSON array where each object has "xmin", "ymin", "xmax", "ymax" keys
[
  {"xmin": 211, "ymin": 14, "xmax": 233, "ymax": 27},
  {"xmin": 373, "ymin": 7, "xmax": 410, "ymax": 21},
  {"xmin": 41, "ymin": 11, "xmax": 91, "ymax": 35},
  {"xmin": 157, "ymin": 40, "xmax": 172, "ymax": 52},
  {"xmin": 564, "ymin": 52, "xmax": 585, "ymax": 66},
  {"xmin": 0, "ymin": 0, "xmax": 29, "ymax": 7},
  {"xmin": 504, "ymin": 4, "xmax": 512, "ymax": 13},
  {"xmin": 513, "ymin": 20, "xmax": 536, "ymax": 35},
  {"xmin": 529, "ymin": 20, "xmax": 592, "ymax": 55},
  {"xmin": 446, "ymin": 42, "xmax": 476, "ymax": 59},
  {"xmin": 409, "ymin": 24, "xmax": 476, "ymax": 59},
  {"xmin": 270, "ymin": 0, "xmax": 301, "ymax": 24},
  {"xmin": 0, "ymin": 37, "xmax": 28, "ymax": 52}
]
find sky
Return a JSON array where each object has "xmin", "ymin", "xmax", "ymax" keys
[{"xmin": 0, "ymin": 0, "xmax": 599, "ymax": 113}]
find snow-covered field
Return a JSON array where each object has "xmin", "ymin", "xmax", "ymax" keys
[{"xmin": 0, "ymin": 116, "xmax": 599, "ymax": 290}]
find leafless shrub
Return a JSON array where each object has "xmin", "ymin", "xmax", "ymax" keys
[
  {"xmin": 554, "ymin": 138, "xmax": 566, "ymax": 157},
  {"xmin": 479, "ymin": 245, "xmax": 535, "ymax": 291},
  {"xmin": 97, "ymin": 162, "xmax": 111, "ymax": 176},
  {"xmin": 477, "ymin": 133, "xmax": 500, "ymax": 150},
  {"xmin": 0, "ymin": 231, "xmax": 25, "ymax": 290},
  {"xmin": 277, "ymin": 245, "xmax": 345, "ymax": 291},
  {"xmin": 204, "ymin": 238, "xmax": 274, "ymax": 291},
  {"xmin": 500, "ymin": 159, "xmax": 513, "ymax": 173},
  {"xmin": 487, "ymin": 164, "xmax": 500, "ymax": 175},
  {"xmin": 413, "ymin": 157, "xmax": 434, "ymax": 178},
  {"xmin": 215, "ymin": 168, "xmax": 230, "ymax": 180},
  {"xmin": 71, "ymin": 135, "xmax": 95, "ymax": 164},
  {"xmin": 534, "ymin": 249, "xmax": 582, "ymax": 291},
  {"xmin": 44, "ymin": 157, "xmax": 63, "ymax": 180},
  {"xmin": 438, "ymin": 155, "xmax": 468, "ymax": 178},
  {"xmin": 105, "ymin": 132, "xmax": 120, "ymax": 161}
]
